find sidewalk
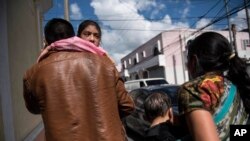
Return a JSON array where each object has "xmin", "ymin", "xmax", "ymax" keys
[{"xmin": 34, "ymin": 129, "xmax": 45, "ymax": 141}]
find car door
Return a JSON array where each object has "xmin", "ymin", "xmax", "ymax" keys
[
  {"xmin": 153, "ymin": 86, "xmax": 180, "ymax": 115},
  {"xmin": 135, "ymin": 90, "xmax": 151, "ymax": 134},
  {"xmin": 125, "ymin": 89, "xmax": 149, "ymax": 136}
]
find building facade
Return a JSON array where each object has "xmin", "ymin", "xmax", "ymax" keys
[
  {"xmin": 120, "ymin": 29, "xmax": 250, "ymax": 85},
  {"xmin": 0, "ymin": 0, "xmax": 52, "ymax": 140}
]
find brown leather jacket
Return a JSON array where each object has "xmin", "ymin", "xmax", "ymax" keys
[{"xmin": 23, "ymin": 51, "xmax": 135, "ymax": 141}]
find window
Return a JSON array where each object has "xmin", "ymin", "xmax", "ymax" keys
[
  {"xmin": 136, "ymin": 53, "xmax": 139, "ymax": 63},
  {"xmin": 129, "ymin": 58, "xmax": 131, "ymax": 64},
  {"xmin": 140, "ymin": 81, "xmax": 145, "ymax": 87},
  {"xmin": 133, "ymin": 58, "xmax": 137, "ymax": 65},
  {"xmin": 153, "ymin": 47, "xmax": 160, "ymax": 56},
  {"xmin": 242, "ymin": 39, "xmax": 250, "ymax": 50},
  {"xmin": 123, "ymin": 60, "xmax": 127, "ymax": 68},
  {"xmin": 143, "ymin": 71, "xmax": 148, "ymax": 78},
  {"xmin": 130, "ymin": 90, "xmax": 149, "ymax": 109},
  {"xmin": 136, "ymin": 90, "xmax": 149, "ymax": 110},
  {"xmin": 135, "ymin": 74, "xmax": 139, "ymax": 79},
  {"xmin": 141, "ymin": 51, "xmax": 146, "ymax": 58},
  {"xmin": 145, "ymin": 79, "xmax": 168, "ymax": 86}
]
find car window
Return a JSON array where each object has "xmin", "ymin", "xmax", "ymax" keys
[
  {"xmin": 129, "ymin": 89, "xmax": 149, "ymax": 110},
  {"xmin": 145, "ymin": 79, "xmax": 168, "ymax": 86},
  {"xmin": 140, "ymin": 81, "xmax": 145, "ymax": 87},
  {"xmin": 136, "ymin": 90, "xmax": 149, "ymax": 110},
  {"xmin": 125, "ymin": 82, "xmax": 140, "ymax": 91},
  {"xmin": 152, "ymin": 86, "xmax": 180, "ymax": 106},
  {"xmin": 129, "ymin": 90, "xmax": 141, "ymax": 101}
]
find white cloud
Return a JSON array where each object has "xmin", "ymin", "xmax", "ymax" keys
[
  {"xmin": 135, "ymin": 0, "xmax": 157, "ymax": 11},
  {"xmin": 195, "ymin": 18, "xmax": 214, "ymax": 30},
  {"xmin": 230, "ymin": 9, "xmax": 249, "ymax": 31},
  {"xmin": 70, "ymin": 3, "xmax": 82, "ymax": 20},
  {"xmin": 90, "ymin": 0, "xmax": 190, "ymax": 65},
  {"xmin": 182, "ymin": 7, "xmax": 189, "ymax": 19},
  {"xmin": 178, "ymin": 0, "xmax": 190, "ymax": 20},
  {"xmin": 186, "ymin": 0, "xmax": 191, "ymax": 4},
  {"xmin": 150, "ymin": 4, "xmax": 165, "ymax": 19}
]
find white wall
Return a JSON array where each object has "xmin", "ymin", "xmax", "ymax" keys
[{"xmin": 0, "ymin": 0, "xmax": 51, "ymax": 140}]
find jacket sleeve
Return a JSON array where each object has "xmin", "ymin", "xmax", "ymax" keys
[
  {"xmin": 23, "ymin": 72, "xmax": 41, "ymax": 114},
  {"xmin": 115, "ymin": 72, "xmax": 135, "ymax": 118}
]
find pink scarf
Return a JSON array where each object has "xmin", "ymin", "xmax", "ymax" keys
[{"xmin": 37, "ymin": 36, "xmax": 107, "ymax": 62}]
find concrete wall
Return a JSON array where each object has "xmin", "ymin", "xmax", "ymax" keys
[
  {"xmin": 161, "ymin": 30, "xmax": 192, "ymax": 84},
  {"xmin": 0, "ymin": 0, "xmax": 15, "ymax": 140},
  {"xmin": 0, "ymin": 0, "xmax": 51, "ymax": 140},
  {"xmin": 8, "ymin": 1, "xmax": 42, "ymax": 140}
]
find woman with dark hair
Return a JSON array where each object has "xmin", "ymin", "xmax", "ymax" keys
[
  {"xmin": 76, "ymin": 19, "xmax": 116, "ymax": 64},
  {"xmin": 178, "ymin": 32, "xmax": 250, "ymax": 141},
  {"xmin": 77, "ymin": 20, "xmax": 102, "ymax": 47}
]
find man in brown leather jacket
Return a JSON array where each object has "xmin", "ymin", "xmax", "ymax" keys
[{"xmin": 23, "ymin": 18, "xmax": 135, "ymax": 141}]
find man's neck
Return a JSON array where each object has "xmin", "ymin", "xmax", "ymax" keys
[{"xmin": 151, "ymin": 116, "xmax": 169, "ymax": 127}]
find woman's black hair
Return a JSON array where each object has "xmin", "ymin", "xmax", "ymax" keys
[
  {"xmin": 188, "ymin": 31, "xmax": 250, "ymax": 112},
  {"xmin": 77, "ymin": 20, "xmax": 102, "ymax": 38}
]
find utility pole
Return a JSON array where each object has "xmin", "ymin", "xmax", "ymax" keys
[
  {"xmin": 172, "ymin": 55, "xmax": 177, "ymax": 84},
  {"xmin": 244, "ymin": 0, "xmax": 250, "ymax": 40},
  {"xmin": 64, "ymin": 0, "xmax": 69, "ymax": 21},
  {"xmin": 224, "ymin": 0, "xmax": 233, "ymax": 44},
  {"xmin": 231, "ymin": 24, "xmax": 238, "ymax": 56},
  {"xmin": 179, "ymin": 35, "xmax": 186, "ymax": 82}
]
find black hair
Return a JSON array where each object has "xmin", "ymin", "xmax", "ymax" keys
[
  {"xmin": 188, "ymin": 31, "xmax": 250, "ymax": 112},
  {"xmin": 77, "ymin": 20, "xmax": 101, "ymax": 38},
  {"xmin": 144, "ymin": 92, "xmax": 172, "ymax": 122},
  {"xmin": 44, "ymin": 18, "xmax": 75, "ymax": 45}
]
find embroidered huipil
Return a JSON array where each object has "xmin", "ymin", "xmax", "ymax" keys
[{"xmin": 178, "ymin": 72, "xmax": 249, "ymax": 141}]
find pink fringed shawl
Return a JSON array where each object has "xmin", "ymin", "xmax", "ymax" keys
[{"xmin": 37, "ymin": 36, "xmax": 107, "ymax": 62}]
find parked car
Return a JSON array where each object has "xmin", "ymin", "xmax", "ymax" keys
[
  {"xmin": 124, "ymin": 78, "xmax": 169, "ymax": 92},
  {"xmin": 123, "ymin": 84, "xmax": 180, "ymax": 136}
]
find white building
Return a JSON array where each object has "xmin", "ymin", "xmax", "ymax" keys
[{"xmin": 120, "ymin": 29, "xmax": 250, "ymax": 85}]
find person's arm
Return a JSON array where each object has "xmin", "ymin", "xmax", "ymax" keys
[
  {"xmin": 112, "ymin": 62, "xmax": 135, "ymax": 118},
  {"xmin": 116, "ymin": 77, "xmax": 135, "ymax": 118},
  {"xmin": 185, "ymin": 109, "xmax": 220, "ymax": 141},
  {"xmin": 23, "ymin": 72, "xmax": 41, "ymax": 114}
]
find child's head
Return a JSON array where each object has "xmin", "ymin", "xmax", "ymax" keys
[
  {"xmin": 44, "ymin": 18, "xmax": 75, "ymax": 45},
  {"xmin": 144, "ymin": 92, "xmax": 173, "ymax": 123}
]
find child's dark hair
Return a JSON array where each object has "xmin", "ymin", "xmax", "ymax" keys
[
  {"xmin": 188, "ymin": 32, "xmax": 250, "ymax": 112},
  {"xmin": 44, "ymin": 18, "xmax": 75, "ymax": 45},
  {"xmin": 144, "ymin": 92, "xmax": 172, "ymax": 122}
]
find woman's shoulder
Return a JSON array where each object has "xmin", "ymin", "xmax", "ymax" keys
[
  {"xmin": 181, "ymin": 72, "xmax": 224, "ymax": 92},
  {"xmin": 178, "ymin": 72, "xmax": 226, "ymax": 113}
]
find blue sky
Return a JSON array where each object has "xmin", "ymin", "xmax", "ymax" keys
[{"xmin": 44, "ymin": 0, "xmax": 249, "ymax": 65}]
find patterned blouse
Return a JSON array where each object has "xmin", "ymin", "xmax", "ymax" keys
[{"xmin": 178, "ymin": 72, "xmax": 249, "ymax": 141}]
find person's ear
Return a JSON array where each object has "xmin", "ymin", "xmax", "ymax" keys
[
  {"xmin": 167, "ymin": 107, "xmax": 174, "ymax": 123},
  {"xmin": 43, "ymin": 39, "xmax": 48, "ymax": 49}
]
